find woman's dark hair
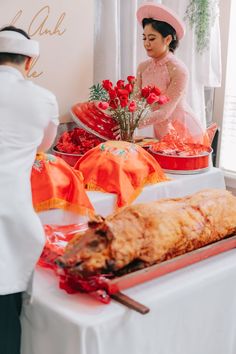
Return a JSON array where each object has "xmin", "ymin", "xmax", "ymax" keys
[
  {"xmin": 0, "ymin": 25, "xmax": 30, "ymax": 65},
  {"xmin": 142, "ymin": 18, "xmax": 179, "ymax": 53}
]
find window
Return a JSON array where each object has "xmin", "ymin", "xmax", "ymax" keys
[{"xmin": 219, "ymin": 0, "xmax": 236, "ymax": 174}]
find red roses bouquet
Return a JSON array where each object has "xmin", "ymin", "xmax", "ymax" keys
[{"xmin": 89, "ymin": 76, "xmax": 169, "ymax": 141}]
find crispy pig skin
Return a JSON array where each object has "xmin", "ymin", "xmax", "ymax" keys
[{"xmin": 60, "ymin": 189, "xmax": 236, "ymax": 276}]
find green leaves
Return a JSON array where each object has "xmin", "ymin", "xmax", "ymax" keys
[
  {"xmin": 184, "ymin": 0, "xmax": 218, "ymax": 54},
  {"xmin": 88, "ymin": 83, "xmax": 108, "ymax": 102}
]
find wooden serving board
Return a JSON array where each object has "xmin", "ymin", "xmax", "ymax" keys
[
  {"xmin": 105, "ymin": 235, "xmax": 236, "ymax": 314},
  {"xmin": 108, "ymin": 235, "xmax": 236, "ymax": 295}
]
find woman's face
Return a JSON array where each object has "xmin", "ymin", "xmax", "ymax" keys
[{"xmin": 142, "ymin": 24, "xmax": 171, "ymax": 59}]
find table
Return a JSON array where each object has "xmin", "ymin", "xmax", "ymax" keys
[
  {"xmin": 21, "ymin": 250, "xmax": 236, "ymax": 354},
  {"xmin": 38, "ymin": 167, "xmax": 226, "ymax": 223},
  {"xmin": 21, "ymin": 167, "xmax": 236, "ymax": 354}
]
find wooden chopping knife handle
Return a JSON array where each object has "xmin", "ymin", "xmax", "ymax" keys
[{"xmin": 111, "ymin": 291, "xmax": 150, "ymax": 315}]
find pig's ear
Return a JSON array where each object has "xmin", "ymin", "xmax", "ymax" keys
[
  {"xmin": 88, "ymin": 214, "xmax": 105, "ymax": 228},
  {"xmin": 95, "ymin": 226, "xmax": 114, "ymax": 242}
]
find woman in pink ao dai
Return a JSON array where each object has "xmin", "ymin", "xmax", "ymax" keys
[{"xmin": 136, "ymin": 2, "xmax": 209, "ymax": 145}]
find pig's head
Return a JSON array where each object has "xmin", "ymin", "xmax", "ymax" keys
[{"xmin": 57, "ymin": 216, "xmax": 117, "ymax": 277}]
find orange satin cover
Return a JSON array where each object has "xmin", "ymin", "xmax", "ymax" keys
[
  {"xmin": 74, "ymin": 141, "xmax": 168, "ymax": 207},
  {"xmin": 31, "ymin": 153, "xmax": 94, "ymax": 215}
]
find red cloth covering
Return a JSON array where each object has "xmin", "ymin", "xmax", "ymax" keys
[
  {"xmin": 38, "ymin": 223, "xmax": 111, "ymax": 304},
  {"xmin": 74, "ymin": 140, "xmax": 168, "ymax": 207},
  {"xmin": 149, "ymin": 130, "xmax": 212, "ymax": 156},
  {"xmin": 31, "ymin": 153, "xmax": 94, "ymax": 215},
  {"xmin": 38, "ymin": 223, "xmax": 87, "ymax": 269},
  {"xmin": 58, "ymin": 271, "xmax": 111, "ymax": 303},
  {"xmin": 56, "ymin": 127, "xmax": 103, "ymax": 155}
]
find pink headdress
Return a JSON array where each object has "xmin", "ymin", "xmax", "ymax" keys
[{"xmin": 137, "ymin": 2, "xmax": 185, "ymax": 40}]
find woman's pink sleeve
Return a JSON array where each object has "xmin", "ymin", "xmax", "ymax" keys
[{"xmin": 139, "ymin": 62, "xmax": 188, "ymax": 127}]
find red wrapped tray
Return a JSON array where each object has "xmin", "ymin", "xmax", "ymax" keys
[
  {"xmin": 149, "ymin": 147, "xmax": 213, "ymax": 174},
  {"xmin": 70, "ymin": 102, "xmax": 118, "ymax": 140},
  {"xmin": 52, "ymin": 148, "xmax": 83, "ymax": 167}
]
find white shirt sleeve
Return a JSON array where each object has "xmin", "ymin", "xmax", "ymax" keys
[
  {"xmin": 37, "ymin": 93, "xmax": 59, "ymax": 152},
  {"xmin": 37, "ymin": 120, "xmax": 58, "ymax": 152}
]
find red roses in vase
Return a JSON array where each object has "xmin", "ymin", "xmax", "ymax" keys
[{"xmin": 89, "ymin": 76, "xmax": 169, "ymax": 142}]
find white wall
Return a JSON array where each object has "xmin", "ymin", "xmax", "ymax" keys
[{"xmin": 0, "ymin": 0, "xmax": 94, "ymax": 122}]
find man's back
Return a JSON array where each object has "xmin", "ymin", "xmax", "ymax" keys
[
  {"xmin": 0, "ymin": 66, "xmax": 57, "ymax": 164},
  {"xmin": 0, "ymin": 25, "xmax": 59, "ymax": 354},
  {"xmin": 0, "ymin": 64, "xmax": 58, "ymax": 295}
]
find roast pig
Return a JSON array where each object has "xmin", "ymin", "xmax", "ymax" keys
[{"xmin": 59, "ymin": 189, "xmax": 236, "ymax": 276}]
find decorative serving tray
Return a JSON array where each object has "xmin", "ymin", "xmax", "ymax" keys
[
  {"xmin": 108, "ymin": 235, "xmax": 236, "ymax": 295},
  {"xmin": 148, "ymin": 147, "xmax": 213, "ymax": 174},
  {"xmin": 70, "ymin": 102, "xmax": 117, "ymax": 140}
]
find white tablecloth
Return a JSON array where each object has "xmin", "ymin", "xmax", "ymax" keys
[
  {"xmin": 38, "ymin": 167, "xmax": 226, "ymax": 224},
  {"xmin": 21, "ymin": 251, "xmax": 236, "ymax": 354},
  {"xmin": 21, "ymin": 167, "xmax": 235, "ymax": 354}
]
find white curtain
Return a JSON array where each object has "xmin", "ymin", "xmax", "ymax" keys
[
  {"xmin": 94, "ymin": 0, "xmax": 221, "ymax": 128},
  {"xmin": 94, "ymin": 0, "xmax": 160, "ymax": 84},
  {"xmin": 163, "ymin": 0, "xmax": 221, "ymax": 127}
]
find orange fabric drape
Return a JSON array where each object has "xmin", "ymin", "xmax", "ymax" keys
[
  {"xmin": 74, "ymin": 141, "xmax": 169, "ymax": 208},
  {"xmin": 31, "ymin": 153, "xmax": 94, "ymax": 215}
]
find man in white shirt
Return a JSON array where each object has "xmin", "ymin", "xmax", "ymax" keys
[{"xmin": 0, "ymin": 26, "xmax": 59, "ymax": 354}]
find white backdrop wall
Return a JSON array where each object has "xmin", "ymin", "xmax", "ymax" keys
[{"xmin": 0, "ymin": 0, "xmax": 94, "ymax": 122}]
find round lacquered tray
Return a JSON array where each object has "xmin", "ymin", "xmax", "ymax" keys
[
  {"xmin": 52, "ymin": 147, "xmax": 83, "ymax": 167},
  {"xmin": 163, "ymin": 167, "xmax": 210, "ymax": 175},
  {"xmin": 149, "ymin": 147, "xmax": 213, "ymax": 174},
  {"xmin": 70, "ymin": 102, "xmax": 117, "ymax": 141}
]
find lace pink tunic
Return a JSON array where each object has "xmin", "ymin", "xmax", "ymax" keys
[{"xmin": 137, "ymin": 52, "xmax": 208, "ymax": 144}]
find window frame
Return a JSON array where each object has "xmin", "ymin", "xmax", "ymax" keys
[{"xmin": 213, "ymin": 0, "xmax": 232, "ymax": 171}]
